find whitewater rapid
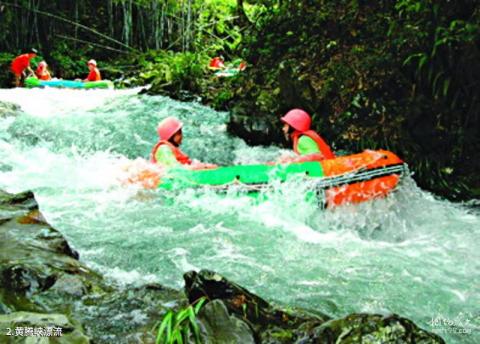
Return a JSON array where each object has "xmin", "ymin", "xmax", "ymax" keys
[{"xmin": 0, "ymin": 88, "xmax": 478, "ymax": 343}]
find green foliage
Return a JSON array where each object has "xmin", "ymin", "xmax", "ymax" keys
[
  {"xmin": 0, "ymin": 0, "xmax": 253, "ymax": 87},
  {"xmin": 212, "ymin": 89, "xmax": 234, "ymax": 108},
  {"xmin": 135, "ymin": 50, "xmax": 209, "ymax": 95},
  {"xmin": 270, "ymin": 329, "xmax": 294, "ymax": 340},
  {"xmin": 244, "ymin": 0, "xmax": 281, "ymax": 26},
  {"xmin": 50, "ymin": 41, "xmax": 93, "ymax": 79},
  {"xmin": 155, "ymin": 297, "xmax": 206, "ymax": 344},
  {"xmin": 0, "ymin": 53, "xmax": 15, "ymax": 87},
  {"xmin": 392, "ymin": 1, "xmax": 480, "ymax": 159},
  {"xmin": 192, "ymin": 0, "xmax": 242, "ymax": 55},
  {"xmin": 227, "ymin": 0, "xmax": 480, "ymax": 199}
]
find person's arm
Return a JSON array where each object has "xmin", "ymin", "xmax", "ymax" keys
[
  {"xmin": 187, "ymin": 160, "xmax": 218, "ymax": 170},
  {"xmin": 25, "ymin": 65, "xmax": 35, "ymax": 77},
  {"xmin": 278, "ymin": 153, "xmax": 326, "ymax": 164}
]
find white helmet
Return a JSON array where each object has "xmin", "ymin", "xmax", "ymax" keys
[{"xmin": 87, "ymin": 59, "xmax": 97, "ymax": 66}]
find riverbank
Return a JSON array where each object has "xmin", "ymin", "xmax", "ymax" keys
[{"xmin": 0, "ymin": 189, "xmax": 446, "ymax": 343}]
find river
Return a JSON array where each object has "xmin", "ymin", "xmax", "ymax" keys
[{"xmin": 0, "ymin": 88, "xmax": 478, "ymax": 343}]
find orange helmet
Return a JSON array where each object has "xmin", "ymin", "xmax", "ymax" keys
[
  {"xmin": 157, "ymin": 117, "xmax": 183, "ymax": 141},
  {"xmin": 281, "ymin": 109, "xmax": 311, "ymax": 132}
]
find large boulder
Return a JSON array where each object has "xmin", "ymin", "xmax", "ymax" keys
[{"xmin": 197, "ymin": 299, "xmax": 255, "ymax": 344}]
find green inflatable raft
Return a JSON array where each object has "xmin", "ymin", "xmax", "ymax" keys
[
  {"xmin": 154, "ymin": 150, "xmax": 407, "ymax": 207},
  {"xmin": 160, "ymin": 161, "xmax": 324, "ymax": 190},
  {"xmin": 25, "ymin": 77, "xmax": 113, "ymax": 89}
]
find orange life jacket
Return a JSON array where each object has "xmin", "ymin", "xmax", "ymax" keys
[
  {"xmin": 36, "ymin": 67, "xmax": 51, "ymax": 80},
  {"xmin": 150, "ymin": 140, "xmax": 192, "ymax": 165},
  {"xmin": 291, "ymin": 130, "xmax": 335, "ymax": 160},
  {"xmin": 38, "ymin": 73, "xmax": 51, "ymax": 80},
  {"xmin": 86, "ymin": 68, "xmax": 101, "ymax": 81}
]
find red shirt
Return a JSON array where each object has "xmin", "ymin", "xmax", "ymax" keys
[
  {"xmin": 209, "ymin": 57, "xmax": 224, "ymax": 69},
  {"xmin": 86, "ymin": 68, "xmax": 101, "ymax": 81},
  {"xmin": 11, "ymin": 54, "xmax": 35, "ymax": 75}
]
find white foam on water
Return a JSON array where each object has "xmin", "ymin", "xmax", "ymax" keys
[
  {"xmin": 90, "ymin": 264, "xmax": 159, "ymax": 288},
  {"xmin": 0, "ymin": 87, "xmax": 142, "ymax": 117}
]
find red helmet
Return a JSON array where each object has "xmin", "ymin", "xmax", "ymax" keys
[
  {"xmin": 281, "ymin": 109, "xmax": 311, "ymax": 132},
  {"xmin": 157, "ymin": 117, "xmax": 183, "ymax": 141}
]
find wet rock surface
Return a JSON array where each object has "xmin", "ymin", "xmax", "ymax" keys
[
  {"xmin": 197, "ymin": 299, "xmax": 255, "ymax": 344},
  {"xmin": 0, "ymin": 190, "xmax": 98, "ymax": 342},
  {"xmin": 298, "ymin": 313, "xmax": 445, "ymax": 344},
  {"xmin": 72, "ymin": 283, "xmax": 185, "ymax": 343},
  {"xmin": 0, "ymin": 191, "xmax": 101, "ymax": 308},
  {"xmin": 184, "ymin": 269, "xmax": 445, "ymax": 343}
]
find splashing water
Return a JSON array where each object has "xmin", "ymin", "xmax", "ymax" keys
[{"xmin": 0, "ymin": 88, "xmax": 479, "ymax": 343}]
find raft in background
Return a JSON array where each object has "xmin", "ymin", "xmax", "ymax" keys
[
  {"xmin": 25, "ymin": 77, "xmax": 114, "ymax": 89},
  {"xmin": 159, "ymin": 150, "xmax": 408, "ymax": 208}
]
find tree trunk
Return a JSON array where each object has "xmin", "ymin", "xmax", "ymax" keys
[{"xmin": 122, "ymin": 0, "xmax": 133, "ymax": 47}]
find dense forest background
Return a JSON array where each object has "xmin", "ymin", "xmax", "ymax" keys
[{"xmin": 0, "ymin": 0, "xmax": 479, "ymax": 200}]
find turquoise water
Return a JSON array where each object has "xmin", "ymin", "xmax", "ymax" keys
[{"xmin": 0, "ymin": 88, "xmax": 479, "ymax": 343}]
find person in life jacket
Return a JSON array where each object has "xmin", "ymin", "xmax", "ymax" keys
[
  {"xmin": 280, "ymin": 108, "xmax": 335, "ymax": 163},
  {"xmin": 84, "ymin": 59, "xmax": 101, "ymax": 81},
  {"xmin": 11, "ymin": 48, "xmax": 37, "ymax": 87},
  {"xmin": 209, "ymin": 56, "xmax": 225, "ymax": 70},
  {"xmin": 35, "ymin": 61, "xmax": 52, "ymax": 80},
  {"xmin": 238, "ymin": 60, "xmax": 247, "ymax": 71},
  {"xmin": 151, "ymin": 117, "xmax": 191, "ymax": 167},
  {"xmin": 150, "ymin": 117, "xmax": 217, "ymax": 169}
]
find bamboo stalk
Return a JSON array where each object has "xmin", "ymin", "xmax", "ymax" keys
[
  {"xmin": 2, "ymin": 1, "xmax": 138, "ymax": 52},
  {"xmin": 74, "ymin": 0, "xmax": 78, "ymax": 49}
]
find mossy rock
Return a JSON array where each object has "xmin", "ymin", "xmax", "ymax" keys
[{"xmin": 305, "ymin": 313, "xmax": 445, "ymax": 344}]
